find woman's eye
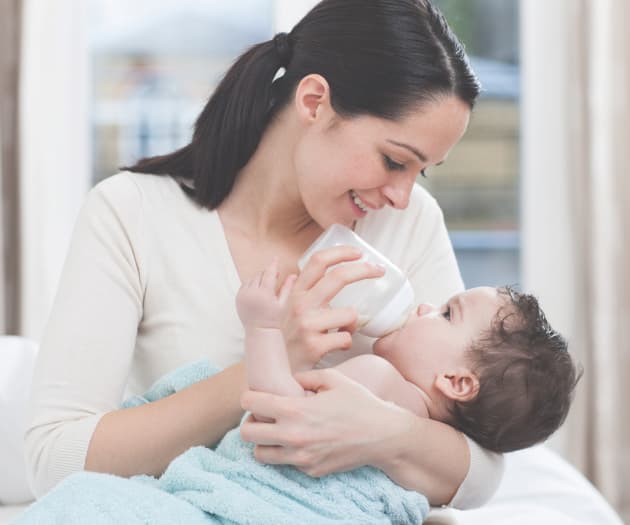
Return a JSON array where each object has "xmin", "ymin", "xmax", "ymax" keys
[
  {"xmin": 442, "ymin": 307, "xmax": 451, "ymax": 321},
  {"xmin": 420, "ymin": 169, "xmax": 428, "ymax": 179},
  {"xmin": 383, "ymin": 155, "xmax": 406, "ymax": 171}
]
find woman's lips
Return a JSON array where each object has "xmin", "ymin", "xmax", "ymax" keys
[{"xmin": 349, "ymin": 191, "xmax": 368, "ymax": 217}]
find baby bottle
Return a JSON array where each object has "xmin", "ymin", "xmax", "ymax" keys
[{"xmin": 298, "ymin": 224, "xmax": 415, "ymax": 337}]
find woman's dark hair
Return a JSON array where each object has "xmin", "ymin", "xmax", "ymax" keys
[{"xmin": 124, "ymin": 0, "xmax": 480, "ymax": 209}]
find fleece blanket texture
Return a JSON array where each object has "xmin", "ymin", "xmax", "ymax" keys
[{"xmin": 12, "ymin": 360, "xmax": 429, "ymax": 524}]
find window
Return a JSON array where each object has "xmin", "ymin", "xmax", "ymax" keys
[
  {"xmin": 430, "ymin": 0, "xmax": 520, "ymax": 288},
  {"xmin": 89, "ymin": 0, "xmax": 274, "ymax": 184}
]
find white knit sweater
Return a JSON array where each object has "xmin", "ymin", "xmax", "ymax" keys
[{"xmin": 25, "ymin": 172, "xmax": 502, "ymax": 506}]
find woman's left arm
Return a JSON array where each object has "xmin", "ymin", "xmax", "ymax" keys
[{"xmin": 239, "ymin": 367, "xmax": 469, "ymax": 506}]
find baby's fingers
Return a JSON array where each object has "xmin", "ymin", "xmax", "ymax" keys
[
  {"xmin": 261, "ymin": 256, "xmax": 280, "ymax": 290},
  {"xmin": 278, "ymin": 273, "xmax": 297, "ymax": 303},
  {"xmin": 245, "ymin": 272, "xmax": 261, "ymax": 288}
]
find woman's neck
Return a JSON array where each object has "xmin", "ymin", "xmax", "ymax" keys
[{"xmin": 218, "ymin": 111, "xmax": 316, "ymax": 242}]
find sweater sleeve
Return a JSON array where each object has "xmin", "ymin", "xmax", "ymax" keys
[
  {"xmin": 24, "ymin": 174, "xmax": 146, "ymax": 498},
  {"xmin": 448, "ymin": 435, "xmax": 505, "ymax": 508}
]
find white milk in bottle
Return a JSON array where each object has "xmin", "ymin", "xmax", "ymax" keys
[{"xmin": 298, "ymin": 224, "xmax": 414, "ymax": 337}]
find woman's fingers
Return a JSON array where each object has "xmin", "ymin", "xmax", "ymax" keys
[
  {"xmin": 294, "ymin": 246, "xmax": 362, "ymax": 292},
  {"xmin": 241, "ymin": 390, "xmax": 300, "ymax": 421},
  {"xmin": 240, "ymin": 425, "xmax": 291, "ymax": 448},
  {"xmin": 289, "ymin": 330, "xmax": 353, "ymax": 366},
  {"xmin": 293, "ymin": 367, "xmax": 350, "ymax": 393},
  {"xmin": 291, "ymin": 258, "xmax": 384, "ymax": 311},
  {"xmin": 307, "ymin": 262, "xmax": 384, "ymax": 306},
  {"xmin": 284, "ymin": 310, "xmax": 355, "ymax": 366},
  {"xmin": 297, "ymin": 306, "xmax": 357, "ymax": 334},
  {"xmin": 240, "ymin": 414, "xmax": 289, "ymax": 446},
  {"xmin": 319, "ymin": 329, "xmax": 354, "ymax": 352},
  {"xmin": 240, "ymin": 370, "xmax": 392, "ymax": 476},
  {"xmin": 240, "ymin": 393, "xmax": 310, "ymax": 448},
  {"xmin": 251, "ymin": 445, "xmax": 292, "ymax": 465}
]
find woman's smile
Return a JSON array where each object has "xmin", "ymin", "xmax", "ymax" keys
[{"xmin": 349, "ymin": 190, "xmax": 369, "ymax": 217}]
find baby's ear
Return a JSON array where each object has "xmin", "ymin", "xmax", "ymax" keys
[{"xmin": 435, "ymin": 369, "xmax": 479, "ymax": 403}]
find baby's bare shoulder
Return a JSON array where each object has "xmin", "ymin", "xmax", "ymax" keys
[
  {"xmin": 334, "ymin": 355, "xmax": 429, "ymax": 417},
  {"xmin": 334, "ymin": 355, "xmax": 404, "ymax": 395}
]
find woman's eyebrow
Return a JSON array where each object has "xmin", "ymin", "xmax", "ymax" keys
[{"xmin": 386, "ymin": 140, "xmax": 444, "ymax": 166}]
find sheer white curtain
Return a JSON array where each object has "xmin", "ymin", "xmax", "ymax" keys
[
  {"xmin": 0, "ymin": 0, "xmax": 22, "ymax": 335},
  {"xmin": 521, "ymin": 0, "xmax": 630, "ymax": 521},
  {"xmin": 19, "ymin": 0, "xmax": 91, "ymax": 340}
]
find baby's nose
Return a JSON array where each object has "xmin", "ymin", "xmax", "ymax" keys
[{"xmin": 416, "ymin": 303, "xmax": 435, "ymax": 317}]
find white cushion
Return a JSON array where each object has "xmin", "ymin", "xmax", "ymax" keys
[
  {"xmin": 0, "ymin": 504, "xmax": 28, "ymax": 524},
  {"xmin": 0, "ymin": 337, "xmax": 38, "ymax": 504},
  {"xmin": 446, "ymin": 445, "xmax": 623, "ymax": 524}
]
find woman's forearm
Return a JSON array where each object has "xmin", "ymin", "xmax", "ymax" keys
[
  {"xmin": 372, "ymin": 411, "xmax": 469, "ymax": 506},
  {"xmin": 240, "ymin": 368, "xmax": 471, "ymax": 507},
  {"xmin": 85, "ymin": 362, "xmax": 247, "ymax": 478}
]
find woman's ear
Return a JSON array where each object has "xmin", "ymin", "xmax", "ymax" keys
[
  {"xmin": 435, "ymin": 369, "xmax": 480, "ymax": 403},
  {"xmin": 294, "ymin": 74, "xmax": 332, "ymax": 123}
]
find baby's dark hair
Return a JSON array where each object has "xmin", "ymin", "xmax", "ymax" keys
[{"xmin": 450, "ymin": 287, "xmax": 582, "ymax": 453}]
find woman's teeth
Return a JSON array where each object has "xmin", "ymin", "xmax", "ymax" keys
[{"xmin": 350, "ymin": 190, "xmax": 369, "ymax": 213}]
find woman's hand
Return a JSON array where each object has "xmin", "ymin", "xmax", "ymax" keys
[
  {"xmin": 282, "ymin": 246, "xmax": 384, "ymax": 371},
  {"xmin": 239, "ymin": 368, "xmax": 414, "ymax": 477}
]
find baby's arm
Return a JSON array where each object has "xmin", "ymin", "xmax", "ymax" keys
[
  {"xmin": 236, "ymin": 258, "xmax": 304, "ymax": 398},
  {"xmin": 334, "ymin": 355, "xmax": 429, "ymax": 418},
  {"xmin": 236, "ymin": 259, "xmax": 428, "ymax": 418}
]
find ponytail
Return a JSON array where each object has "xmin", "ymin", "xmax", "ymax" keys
[{"xmin": 125, "ymin": 34, "xmax": 292, "ymax": 208}]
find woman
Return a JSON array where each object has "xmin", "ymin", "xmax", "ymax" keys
[{"xmin": 25, "ymin": 0, "xmax": 499, "ymax": 508}]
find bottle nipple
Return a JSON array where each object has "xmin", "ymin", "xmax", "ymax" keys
[{"xmin": 356, "ymin": 314, "xmax": 370, "ymax": 329}]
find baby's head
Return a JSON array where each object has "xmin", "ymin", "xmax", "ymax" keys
[{"xmin": 373, "ymin": 286, "xmax": 581, "ymax": 453}]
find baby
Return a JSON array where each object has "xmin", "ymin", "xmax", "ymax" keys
[
  {"xmin": 14, "ymin": 260, "xmax": 582, "ymax": 524},
  {"xmin": 237, "ymin": 258, "xmax": 581, "ymax": 453}
]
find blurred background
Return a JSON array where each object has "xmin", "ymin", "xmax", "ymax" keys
[{"xmin": 0, "ymin": 0, "xmax": 628, "ymax": 521}]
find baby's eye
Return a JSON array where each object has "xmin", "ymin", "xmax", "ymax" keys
[
  {"xmin": 442, "ymin": 306, "xmax": 451, "ymax": 321},
  {"xmin": 383, "ymin": 155, "xmax": 406, "ymax": 171}
]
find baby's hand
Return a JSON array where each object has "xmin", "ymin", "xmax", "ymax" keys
[{"xmin": 236, "ymin": 257, "xmax": 297, "ymax": 331}]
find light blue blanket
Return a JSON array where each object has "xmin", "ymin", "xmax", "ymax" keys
[{"xmin": 13, "ymin": 361, "xmax": 429, "ymax": 524}]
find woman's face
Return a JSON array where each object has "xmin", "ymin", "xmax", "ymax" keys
[{"xmin": 293, "ymin": 94, "xmax": 471, "ymax": 229}]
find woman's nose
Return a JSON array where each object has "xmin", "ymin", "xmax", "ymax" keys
[
  {"xmin": 416, "ymin": 303, "xmax": 435, "ymax": 317},
  {"xmin": 381, "ymin": 175, "xmax": 415, "ymax": 209}
]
